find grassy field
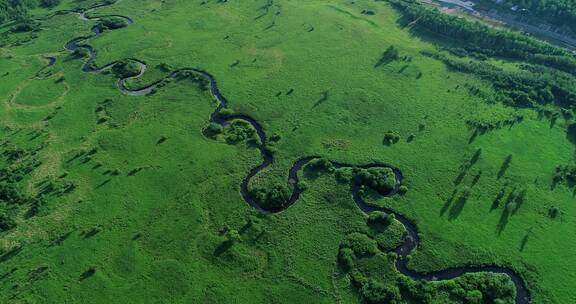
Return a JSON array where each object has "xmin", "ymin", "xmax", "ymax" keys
[{"xmin": 0, "ymin": 0, "xmax": 575, "ymax": 303}]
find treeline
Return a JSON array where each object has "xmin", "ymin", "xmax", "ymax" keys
[
  {"xmin": 494, "ymin": 0, "xmax": 576, "ymax": 32},
  {"xmin": 386, "ymin": 0, "xmax": 576, "ymax": 74},
  {"xmin": 422, "ymin": 51, "xmax": 576, "ymax": 109},
  {"xmin": 0, "ymin": 0, "xmax": 61, "ymax": 24}
]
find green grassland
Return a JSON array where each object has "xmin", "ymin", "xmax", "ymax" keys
[{"xmin": 0, "ymin": 0, "xmax": 575, "ymax": 303}]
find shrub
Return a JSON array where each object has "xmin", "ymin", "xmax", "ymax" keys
[
  {"xmin": 112, "ymin": 60, "xmax": 141, "ymax": 78},
  {"xmin": 367, "ymin": 211, "xmax": 395, "ymax": 228},
  {"xmin": 464, "ymin": 290, "xmax": 483, "ymax": 304},
  {"xmin": 40, "ymin": 0, "xmax": 61, "ymax": 7},
  {"xmin": 0, "ymin": 212, "xmax": 16, "ymax": 232},
  {"xmin": 360, "ymin": 279, "xmax": 402, "ymax": 304},
  {"xmin": 305, "ymin": 158, "xmax": 333, "ymax": 173},
  {"xmin": 338, "ymin": 247, "xmax": 355, "ymax": 270},
  {"xmin": 97, "ymin": 17, "xmax": 128, "ymax": 30},
  {"xmin": 203, "ymin": 122, "xmax": 223, "ymax": 137},
  {"xmin": 297, "ymin": 181, "xmax": 308, "ymax": 191},
  {"xmin": 225, "ymin": 229, "xmax": 241, "ymax": 244},
  {"xmin": 450, "ymin": 273, "xmax": 516, "ymax": 303},
  {"xmin": 0, "ymin": 182, "xmax": 25, "ymax": 205},
  {"xmin": 399, "ymin": 185, "xmax": 408, "ymax": 195},
  {"xmin": 72, "ymin": 48, "xmax": 89, "ymax": 58},
  {"xmin": 219, "ymin": 108, "xmax": 234, "ymax": 116},
  {"xmin": 353, "ymin": 167, "xmax": 396, "ymax": 194},
  {"xmin": 224, "ymin": 120, "xmax": 256, "ymax": 144},
  {"xmin": 340, "ymin": 233, "xmax": 378, "ymax": 257},
  {"xmin": 11, "ymin": 21, "xmax": 38, "ymax": 33},
  {"xmin": 250, "ymin": 184, "xmax": 290, "ymax": 211},
  {"xmin": 335, "ymin": 168, "xmax": 353, "ymax": 183},
  {"xmin": 383, "ymin": 131, "xmax": 400, "ymax": 145},
  {"xmin": 173, "ymin": 70, "xmax": 209, "ymax": 90},
  {"xmin": 157, "ymin": 63, "xmax": 173, "ymax": 72},
  {"xmin": 568, "ymin": 122, "xmax": 576, "ymax": 144},
  {"xmin": 554, "ymin": 164, "xmax": 576, "ymax": 186},
  {"xmin": 549, "ymin": 206, "xmax": 560, "ymax": 218},
  {"xmin": 269, "ymin": 133, "xmax": 281, "ymax": 142},
  {"xmin": 505, "ymin": 202, "xmax": 517, "ymax": 213}
]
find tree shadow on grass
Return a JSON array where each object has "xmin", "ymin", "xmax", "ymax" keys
[
  {"xmin": 453, "ymin": 170, "xmax": 467, "ymax": 186},
  {"xmin": 468, "ymin": 130, "xmax": 479, "ymax": 144},
  {"xmin": 448, "ymin": 195, "xmax": 468, "ymax": 221},
  {"xmin": 440, "ymin": 189, "xmax": 457, "ymax": 216},
  {"xmin": 497, "ymin": 155, "xmax": 513, "ymax": 179},
  {"xmin": 96, "ymin": 179, "xmax": 111, "ymax": 188},
  {"xmin": 471, "ymin": 171, "xmax": 481, "ymax": 186},
  {"xmin": 496, "ymin": 207, "xmax": 510, "ymax": 235},
  {"xmin": 312, "ymin": 91, "xmax": 329, "ymax": 108},
  {"xmin": 490, "ymin": 189, "xmax": 505, "ymax": 212},
  {"xmin": 0, "ymin": 246, "xmax": 22, "ymax": 263},
  {"xmin": 375, "ymin": 46, "xmax": 399, "ymax": 67},
  {"xmin": 213, "ymin": 241, "xmax": 233, "ymax": 257},
  {"xmin": 520, "ymin": 233, "xmax": 530, "ymax": 251},
  {"xmin": 79, "ymin": 268, "xmax": 96, "ymax": 281}
]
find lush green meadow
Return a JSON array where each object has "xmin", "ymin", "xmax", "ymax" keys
[{"xmin": 1, "ymin": 0, "xmax": 575, "ymax": 303}]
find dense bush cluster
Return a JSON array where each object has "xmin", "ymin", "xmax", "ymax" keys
[
  {"xmin": 249, "ymin": 184, "xmax": 290, "ymax": 211},
  {"xmin": 96, "ymin": 16, "xmax": 128, "ymax": 30},
  {"xmin": 203, "ymin": 122, "xmax": 223, "ymax": 138},
  {"xmin": 398, "ymin": 272, "xmax": 516, "ymax": 304},
  {"xmin": 304, "ymin": 158, "xmax": 333, "ymax": 173},
  {"xmin": 173, "ymin": 70, "xmax": 209, "ymax": 90},
  {"xmin": 340, "ymin": 232, "xmax": 379, "ymax": 257},
  {"xmin": 367, "ymin": 211, "xmax": 395, "ymax": 228},
  {"xmin": 112, "ymin": 60, "xmax": 141, "ymax": 78},
  {"xmin": 11, "ymin": 20, "xmax": 39, "ymax": 32},
  {"xmin": 224, "ymin": 120, "xmax": 256, "ymax": 144},
  {"xmin": 353, "ymin": 167, "xmax": 397, "ymax": 194},
  {"xmin": 356, "ymin": 277, "xmax": 402, "ymax": 304},
  {"xmin": 71, "ymin": 47, "xmax": 89, "ymax": 58}
]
